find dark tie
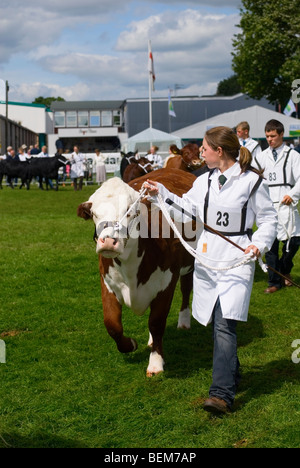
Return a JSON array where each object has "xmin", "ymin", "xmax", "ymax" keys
[
  {"xmin": 243, "ymin": 140, "xmax": 246, "ymax": 146},
  {"xmin": 218, "ymin": 174, "xmax": 227, "ymax": 189},
  {"xmin": 272, "ymin": 149, "xmax": 278, "ymax": 161}
]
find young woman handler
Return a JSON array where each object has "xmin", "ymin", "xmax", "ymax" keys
[{"xmin": 144, "ymin": 126, "xmax": 278, "ymax": 415}]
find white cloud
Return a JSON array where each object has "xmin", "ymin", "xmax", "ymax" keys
[
  {"xmin": 34, "ymin": 10, "xmax": 238, "ymax": 98},
  {"xmin": 0, "ymin": 2, "xmax": 240, "ymax": 102}
]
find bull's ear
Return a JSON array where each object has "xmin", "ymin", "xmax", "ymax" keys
[{"xmin": 77, "ymin": 202, "xmax": 93, "ymax": 220}]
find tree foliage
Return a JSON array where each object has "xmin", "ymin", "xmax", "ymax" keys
[
  {"xmin": 232, "ymin": 0, "xmax": 300, "ymax": 106},
  {"xmin": 216, "ymin": 75, "xmax": 242, "ymax": 96},
  {"xmin": 32, "ymin": 96, "xmax": 65, "ymax": 108}
]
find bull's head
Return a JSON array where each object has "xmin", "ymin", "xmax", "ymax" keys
[{"xmin": 77, "ymin": 178, "xmax": 142, "ymax": 258}]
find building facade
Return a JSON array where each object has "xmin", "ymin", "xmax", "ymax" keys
[
  {"xmin": 48, "ymin": 100, "xmax": 127, "ymax": 155},
  {"xmin": 124, "ymin": 94, "xmax": 275, "ymax": 137}
]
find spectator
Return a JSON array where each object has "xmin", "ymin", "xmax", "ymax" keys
[
  {"xmin": 30, "ymin": 144, "xmax": 40, "ymax": 155},
  {"xmin": 37, "ymin": 146, "xmax": 54, "ymax": 189},
  {"xmin": 146, "ymin": 145, "xmax": 163, "ymax": 169},
  {"xmin": 6, "ymin": 149, "xmax": 19, "ymax": 187},
  {"xmin": 38, "ymin": 146, "xmax": 49, "ymax": 158},
  {"xmin": 94, "ymin": 149, "xmax": 107, "ymax": 186}
]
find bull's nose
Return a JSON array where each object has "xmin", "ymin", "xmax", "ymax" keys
[{"xmin": 97, "ymin": 236, "xmax": 120, "ymax": 254}]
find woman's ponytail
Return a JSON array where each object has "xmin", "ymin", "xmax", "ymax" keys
[{"xmin": 239, "ymin": 146, "xmax": 252, "ymax": 173}]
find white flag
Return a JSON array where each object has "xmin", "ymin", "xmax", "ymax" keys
[
  {"xmin": 168, "ymin": 90, "xmax": 176, "ymax": 117},
  {"xmin": 284, "ymin": 98, "xmax": 296, "ymax": 116},
  {"xmin": 148, "ymin": 40, "xmax": 155, "ymax": 91},
  {"xmin": 0, "ymin": 79, "xmax": 5, "ymax": 101}
]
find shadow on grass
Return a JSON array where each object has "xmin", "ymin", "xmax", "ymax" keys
[
  {"xmin": 235, "ymin": 358, "xmax": 300, "ymax": 409},
  {"xmin": 0, "ymin": 432, "xmax": 87, "ymax": 449},
  {"xmin": 122, "ymin": 312, "xmax": 265, "ymax": 380}
]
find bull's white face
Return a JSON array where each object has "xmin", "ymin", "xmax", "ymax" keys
[{"xmin": 88, "ymin": 178, "xmax": 140, "ymax": 258}]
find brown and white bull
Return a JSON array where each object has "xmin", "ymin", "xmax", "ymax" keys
[{"xmin": 77, "ymin": 169, "xmax": 196, "ymax": 376}]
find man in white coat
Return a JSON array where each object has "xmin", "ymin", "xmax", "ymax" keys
[
  {"xmin": 253, "ymin": 119, "xmax": 300, "ymax": 293},
  {"xmin": 145, "ymin": 126, "xmax": 277, "ymax": 414},
  {"xmin": 236, "ymin": 121, "xmax": 262, "ymax": 161}
]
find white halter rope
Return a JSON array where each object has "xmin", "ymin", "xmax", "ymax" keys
[
  {"xmin": 154, "ymin": 191, "xmax": 268, "ymax": 273},
  {"xmin": 113, "ymin": 186, "xmax": 148, "ymax": 234}
]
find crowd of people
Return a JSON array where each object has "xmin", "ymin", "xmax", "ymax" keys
[{"xmin": 0, "ymin": 144, "xmax": 109, "ymax": 190}]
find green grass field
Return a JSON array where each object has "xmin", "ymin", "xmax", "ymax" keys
[{"xmin": 0, "ymin": 183, "xmax": 299, "ymax": 448}]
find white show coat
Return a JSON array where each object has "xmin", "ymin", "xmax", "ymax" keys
[
  {"xmin": 146, "ymin": 153, "xmax": 163, "ymax": 169},
  {"xmin": 253, "ymin": 145, "xmax": 300, "ymax": 241},
  {"xmin": 70, "ymin": 152, "xmax": 86, "ymax": 178},
  {"xmin": 153, "ymin": 163, "xmax": 277, "ymax": 326},
  {"xmin": 239, "ymin": 137, "xmax": 262, "ymax": 160}
]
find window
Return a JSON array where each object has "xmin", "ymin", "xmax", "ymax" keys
[
  {"xmin": 113, "ymin": 110, "xmax": 122, "ymax": 127},
  {"xmin": 90, "ymin": 111, "xmax": 101, "ymax": 127},
  {"xmin": 78, "ymin": 111, "xmax": 89, "ymax": 127},
  {"xmin": 66, "ymin": 111, "xmax": 77, "ymax": 127},
  {"xmin": 54, "ymin": 111, "xmax": 65, "ymax": 127},
  {"xmin": 102, "ymin": 110, "xmax": 112, "ymax": 127}
]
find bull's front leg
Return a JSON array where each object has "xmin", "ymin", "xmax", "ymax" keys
[
  {"xmin": 100, "ymin": 276, "xmax": 137, "ymax": 354},
  {"xmin": 147, "ymin": 278, "xmax": 177, "ymax": 377}
]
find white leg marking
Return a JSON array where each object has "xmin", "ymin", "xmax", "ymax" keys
[
  {"xmin": 147, "ymin": 332, "xmax": 153, "ymax": 348},
  {"xmin": 146, "ymin": 351, "xmax": 165, "ymax": 377},
  {"xmin": 177, "ymin": 307, "xmax": 191, "ymax": 329}
]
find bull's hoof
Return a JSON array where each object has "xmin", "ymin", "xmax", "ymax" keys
[
  {"xmin": 117, "ymin": 338, "xmax": 137, "ymax": 353},
  {"xmin": 177, "ymin": 308, "xmax": 191, "ymax": 329},
  {"xmin": 146, "ymin": 351, "xmax": 165, "ymax": 377},
  {"xmin": 146, "ymin": 369, "xmax": 164, "ymax": 378}
]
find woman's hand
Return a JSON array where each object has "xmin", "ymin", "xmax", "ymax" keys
[
  {"xmin": 281, "ymin": 195, "xmax": 293, "ymax": 206},
  {"xmin": 143, "ymin": 180, "xmax": 159, "ymax": 196},
  {"xmin": 245, "ymin": 245, "xmax": 261, "ymax": 258}
]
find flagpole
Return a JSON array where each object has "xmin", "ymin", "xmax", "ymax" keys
[
  {"xmin": 149, "ymin": 68, "xmax": 153, "ymax": 129},
  {"xmin": 168, "ymin": 88, "xmax": 171, "ymax": 133},
  {"xmin": 148, "ymin": 40, "xmax": 153, "ymax": 129}
]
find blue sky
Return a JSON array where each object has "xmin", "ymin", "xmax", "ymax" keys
[{"xmin": 0, "ymin": 0, "xmax": 242, "ymax": 103}]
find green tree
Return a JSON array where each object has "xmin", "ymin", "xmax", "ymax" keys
[
  {"xmin": 232, "ymin": 0, "xmax": 300, "ymax": 106},
  {"xmin": 216, "ymin": 75, "xmax": 242, "ymax": 96},
  {"xmin": 32, "ymin": 96, "xmax": 65, "ymax": 108}
]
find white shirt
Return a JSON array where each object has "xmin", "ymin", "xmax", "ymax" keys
[
  {"xmin": 146, "ymin": 153, "xmax": 163, "ymax": 169},
  {"xmin": 239, "ymin": 137, "xmax": 262, "ymax": 160}
]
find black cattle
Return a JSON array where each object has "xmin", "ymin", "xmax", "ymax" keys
[
  {"xmin": 0, "ymin": 159, "xmax": 31, "ymax": 189},
  {"xmin": 0, "ymin": 160, "xmax": 7, "ymax": 189},
  {"xmin": 120, "ymin": 151, "xmax": 138, "ymax": 179},
  {"xmin": 28, "ymin": 155, "xmax": 69, "ymax": 190}
]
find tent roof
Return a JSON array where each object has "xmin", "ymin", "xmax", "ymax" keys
[
  {"xmin": 123, "ymin": 127, "xmax": 182, "ymax": 153},
  {"xmin": 174, "ymin": 105, "xmax": 300, "ymax": 140}
]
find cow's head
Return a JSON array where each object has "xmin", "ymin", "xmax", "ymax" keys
[
  {"xmin": 77, "ymin": 178, "xmax": 141, "ymax": 258},
  {"xmin": 181, "ymin": 143, "xmax": 204, "ymax": 169}
]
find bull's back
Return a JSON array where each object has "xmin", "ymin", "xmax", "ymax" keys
[{"xmin": 129, "ymin": 168, "xmax": 196, "ymax": 195}]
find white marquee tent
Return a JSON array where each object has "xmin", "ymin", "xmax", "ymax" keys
[
  {"xmin": 123, "ymin": 127, "xmax": 183, "ymax": 154},
  {"xmin": 174, "ymin": 105, "xmax": 300, "ymax": 141}
]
